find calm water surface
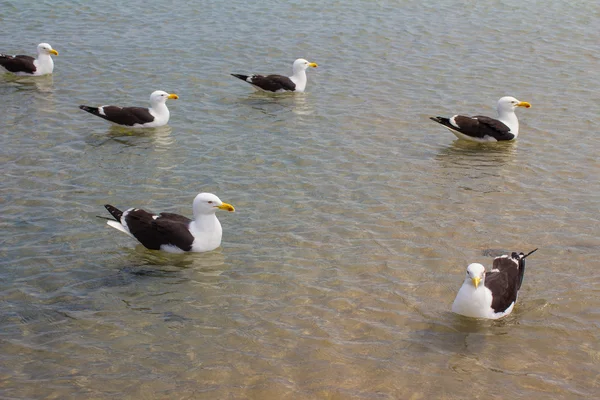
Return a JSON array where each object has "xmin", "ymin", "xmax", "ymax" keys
[{"xmin": 1, "ymin": 0, "xmax": 599, "ymax": 398}]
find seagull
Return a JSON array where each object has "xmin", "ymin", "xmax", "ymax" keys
[
  {"xmin": 452, "ymin": 249, "xmax": 538, "ymax": 319},
  {"xmin": 103, "ymin": 193, "xmax": 235, "ymax": 253},
  {"xmin": 231, "ymin": 58, "xmax": 318, "ymax": 92},
  {"xmin": 430, "ymin": 96, "xmax": 531, "ymax": 142},
  {"xmin": 0, "ymin": 43, "xmax": 58, "ymax": 76},
  {"xmin": 79, "ymin": 90, "xmax": 178, "ymax": 128}
]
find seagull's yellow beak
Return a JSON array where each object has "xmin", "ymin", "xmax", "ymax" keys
[
  {"xmin": 308, "ymin": 62, "xmax": 318, "ymax": 68},
  {"xmin": 471, "ymin": 277, "xmax": 481, "ymax": 288},
  {"xmin": 217, "ymin": 202, "xmax": 235, "ymax": 212},
  {"xmin": 50, "ymin": 49, "xmax": 59, "ymax": 56},
  {"xmin": 167, "ymin": 93, "xmax": 179, "ymax": 100},
  {"xmin": 517, "ymin": 101, "xmax": 531, "ymax": 108}
]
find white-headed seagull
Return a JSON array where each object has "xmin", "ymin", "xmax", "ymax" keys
[
  {"xmin": 0, "ymin": 43, "xmax": 58, "ymax": 76},
  {"xmin": 103, "ymin": 193, "xmax": 235, "ymax": 253},
  {"xmin": 452, "ymin": 249, "xmax": 538, "ymax": 319},
  {"xmin": 430, "ymin": 96, "xmax": 531, "ymax": 142},
  {"xmin": 80, "ymin": 90, "xmax": 178, "ymax": 128},
  {"xmin": 231, "ymin": 58, "xmax": 318, "ymax": 93}
]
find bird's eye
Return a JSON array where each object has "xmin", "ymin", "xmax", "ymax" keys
[{"xmin": 208, "ymin": 201, "xmax": 213, "ymax": 204}]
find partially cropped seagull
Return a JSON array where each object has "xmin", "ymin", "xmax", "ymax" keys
[
  {"xmin": 103, "ymin": 193, "xmax": 235, "ymax": 253},
  {"xmin": 0, "ymin": 43, "xmax": 58, "ymax": 76},
  {"xmin": 430, "ymin": 96, "xmax": 531, "ymax": 142},
  {"xmin": 231, "ymin": 58, "xmax": 318, "ymax": 92},
  {"xmin": 79, "ymin": 90, "xmax": 178, "ymax": 128},
  {"xmin": 452, "ymin": 249, "xmax": 538, "ymax": 319}
]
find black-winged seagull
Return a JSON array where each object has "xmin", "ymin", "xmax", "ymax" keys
[
  {"xmin": 0, "ymin": 43, "xmax": 58, "ymax": 76},
  {"xmin": 231, "ymin": 58, "xmax": 318, "ymax": 92},
  {"xmin": 430, "ymin": 96, "xmax": 531, "ymax": 142},
  {"xmin": 79, "ymin": 90, "xmax": 178, "ymax": 128},
  {"xmin": 452, "ymin": 249, "xmax": 538, "ymax": 319},
  {"xmin": 103, "ymin": 192, "xmax": 235, "ymax": 253}
]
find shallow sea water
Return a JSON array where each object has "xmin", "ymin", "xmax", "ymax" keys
[{"xmin": 1, "ymin": 0, "xmax": 599, "ymax": 398}]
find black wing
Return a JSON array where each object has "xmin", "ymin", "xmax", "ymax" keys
[
  {"xmin": 104, "ymin": 204, "xmax": 124, "ymax": 221},
  {"xmin": 259, "ymin": 74, "xmax": 296, "ymax": 91},
  {"xmin": 468, "ymin": 115, "xmax": 514, "ymax": 141},
  {"xmin": 0, "ymin": 54, "xmax": 36, "ymax": 74},
  {"xmin": 79, "ymin": 105, "xmax": 155, "ymax": 126},
  {"xmin": 233, "ymin": 73, "xmax": 296, "ymax": 92},
  {"xmin": 430, "ymin": 115, "xmax": 514, "ymax": 141},
  {"xmin": 515, "ymin": 248, "xmax": 538, "ymax": 290},
  {"xmin": 485, "ymin": 255, "xmax": 520, "ymax": 313},
  {"xmin": 124, "ymin": 209, "xmax": 194, "ymax": 251},
  {"xmin": 156, "ymin": 212, "xmax": 192, "ymax": 224}
]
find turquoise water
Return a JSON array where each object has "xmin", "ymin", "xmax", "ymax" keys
[{"xmin": 1, "ymin": 1, "xmax": 599, "ymax": 398}]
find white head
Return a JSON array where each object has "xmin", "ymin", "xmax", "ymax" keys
[
  {"xmin": 465, "ymin": 263, "xmax": 486, "ymax": 288},
  {"xmin": 149, "ymin": 90, "xmax": 179, "ymax": 106},
  {"xmin": 37, "ymin": 43, "xmax": 58, "ymax": 56},
  {"xmin": 497, "ymin": 96, "xmax": 531, "ymax": 114},
  {"xmin": 292, "ymin": 58, "xmax": 318, "ymax": 74},
  {"xmin": 192, "ymin": 193, "xmax": 235, "ymax": 218}
]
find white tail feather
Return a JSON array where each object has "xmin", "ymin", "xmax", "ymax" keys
[{"xmin": 106, "ymin": 220, "xmax": 134, "ymax": 237}]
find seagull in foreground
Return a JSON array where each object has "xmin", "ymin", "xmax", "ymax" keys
[
  {"xmin": 430, "ymin": 96, "xmax": 531, "ymax": 142},
  {"xmin": 79, "ymin": 90, "xmax": 179, "ymax": 128},
  {"xmin": 103, "ymin": 193, "xmax": 235, "ymax": 253},
  {"xmin": 452, "ymin": 248, "xmax": 538, "ymax": 319},
  {"xmin": 0, "ymin": 43, "xmax": 58, "ymax": 76},
  {"xmin": 231, "ymin": 58, "xmax": 318, "ymax": 92}
]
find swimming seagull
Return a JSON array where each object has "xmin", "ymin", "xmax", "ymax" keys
[
  {"xmin": 103, "ymin": 193, "xmax": 235, "ymax": 253},
  {"xmin": 430, "ymin": 96, "xmax": 531, "ymax": 142},
  {"xmin": 231, "ymin": 58, "xmax": 318, "ymax": 92},
  {"xmin": 0, "ymin": 43, "xmax": 58, "ymax": 76},
  {"xmin": 79, "ymin": 90, "xmax": 179, "ymax": 128},
  {"xmin": 452, "ymin": 248, "xmax": 538, "ymax": 319}
]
